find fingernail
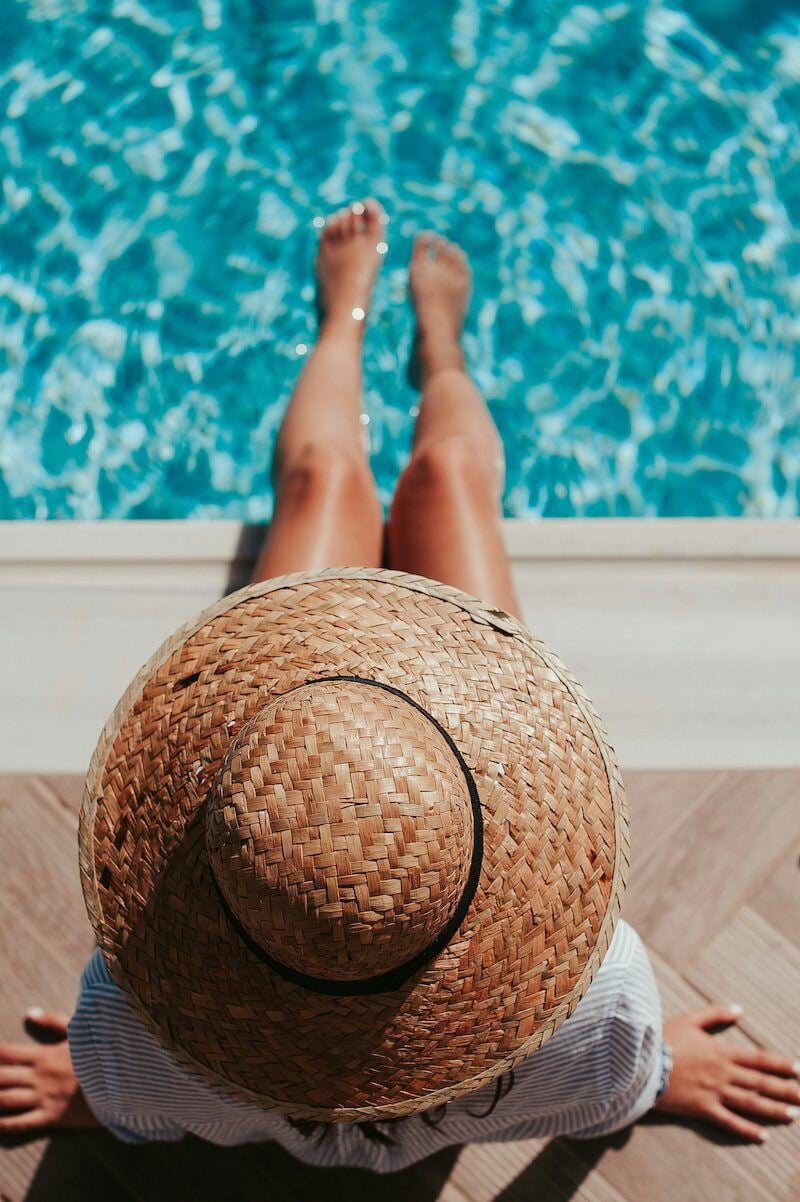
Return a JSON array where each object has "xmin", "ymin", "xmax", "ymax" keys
[
  {"xmin": 25, "ymin": 1007, "xmax": 44, "ymax": 1019},
  {"xmin": 729, "ymin": 1003, "xmax": 744, "ymax": 1016},
  {"xmin": 786, "ymin": 1106, "xmax": 799, "ymax": 1121}
]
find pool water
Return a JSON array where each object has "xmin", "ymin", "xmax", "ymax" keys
[{"xmin": 1, "ymin": 0, "xmax": 799, "ymax": 519}]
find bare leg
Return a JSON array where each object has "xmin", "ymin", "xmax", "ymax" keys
[
  {"xmin": 251, "ymin": 199, "xmax": 387, "ymax": 583},
  {"xmin": 388, "ymin": 232, "xmax": 523, "ymax": 619}
]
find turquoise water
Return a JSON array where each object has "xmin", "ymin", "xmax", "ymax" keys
[{"xmin": 1, "ymin": 0, "xmax": 799, "ymax": 519}]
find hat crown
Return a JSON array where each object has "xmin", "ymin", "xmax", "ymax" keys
[{"xmin": 206, "ymin": 679, "xmax": 475, "ymax": 983}]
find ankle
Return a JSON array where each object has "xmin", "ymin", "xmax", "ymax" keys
[
  {"xmin": 416, "ymin": 331, "xmax": 465, "ymax": 382},
  {"xmin": 318, "ymin": 309, "xmax": 368, "ymax": 344}
]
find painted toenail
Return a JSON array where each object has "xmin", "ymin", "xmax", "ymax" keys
[
  {"xmin": 352, "ymin": 307, "xmax": 365, "ymax": 321},
  {"xmin": 351, "ymin": 202, "xmax": 365, "ymax": 216},
  {"xmin": 376, "ymin": 241, "xmax": 388, "ymax": 255},
  {"xmin": 786, "ymin": 1106, "xmax": 799, "ymax": 1120},
  {"xmin": 294, "ymin": 343, "xmax": 308, "ymax": 356},
  {"xmin": 26, "ymin": 1007, "xmax": 44, "ymax": 1019},
  {"xmin": 312, "ymin": 215, "xmax": 325, "ymax": 229},
  {"xmin": 379, "ymin": 212, "xmax": 389, "ymax": 225},
  {"xmin": 359, "ymin": 413, "xmax": 370, "ymax": 426},
  {"xmin": 794, "ymin": 1061, "xmax": 800, "ymax": 1077},
  {"xmin": 729, "ymin": 1004, "xmax": 744, "ymax": 1016}
]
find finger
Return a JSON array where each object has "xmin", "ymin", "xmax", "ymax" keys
[
  {"xmin": 0, "ymin": 1066, "xmax": 34, "ymax": 1087},
  {"xmin": 24, "ymin": 1009, "xmax": 69, "ymax": 1043},
  {"xmin": 723, "ymin": 1086, "xmax": 798, "ymax": 1123},
  {"xmin": 732, "ymin": 1048, "xmax": 800, "ymax": 1078},
  {"xmin": 0, "ymin": 1107, "xmax": 48, "ymax": 1133},
  {"xmin": 732, "ymin": 1068, "xmax": 800, "ymax": 1103},
  {"xmin": 0, "ymin": 1043, "xmax": 33, "ymax": 1066},
  {"xmin": 0, "ymin": 1088, "xmax": 37, "ymax": 1111},
  {"xmin": 709, "ymin": 1103, "xmax": 768, "ymax": 1143},
  {"xmin": 685, "ymin": 1004, "xmax": 744, "ymax": 1031}
]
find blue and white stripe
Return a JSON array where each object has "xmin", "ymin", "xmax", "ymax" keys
[{"xmin": 67, "ymin": 920, "xmax": 665, "ymax": 1173}]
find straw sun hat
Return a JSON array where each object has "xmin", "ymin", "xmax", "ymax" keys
[{"xmin": 79, "ymin": 567, "xmax": 628, "ymax": 1122}]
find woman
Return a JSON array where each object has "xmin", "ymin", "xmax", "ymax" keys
[{"xmin": 1, "ymin": 200, "xmax": 797, "ymax": 1166}]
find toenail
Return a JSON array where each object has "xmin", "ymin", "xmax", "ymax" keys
[
  {"xmin": 379, "ymin": 212, "xmax": 389, "ymax": 225},
  {"xmin": 294, "ymin": 343, "xmax": 308, "ymax": 356},
  {"xmin": 351, "ymin": 202, "xmax": 365, "ymax": 216},
  {"xmin": 352, "ymin": 307, "xmax": 365, "ymax": 321},
  {"xmin": 26, "ymin": 1007, "xmax": 44, "ymax": 1019},
  {"xmin": 376, "ymin": 241, "xmax": 388, "ymax": 255},
  {"xmin": 787, "ymin": 1106, "xmax": 799, "ymax": 1120},
  {"xmin": 794, "ymin": 1061, "xmax": 800, "ymax": 1077},
  {"xmin": 312, "ymin": 215, "xmax": 325, "ymax": 229}
]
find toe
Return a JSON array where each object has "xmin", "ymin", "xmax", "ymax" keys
[
  {"xmin": 325, "ymin": 209, "xmax": 346, "ymax": 240},
  {"xmin": 414, "ymin": 231, "xmax": 437, "ymax": 259},
  {"xmin": 362, "ymin": 198, "xmax": 385, "ymax": 235},
  {"xmin": 348, "ymin": 204, "xmax": 364, "ymax": 235}
]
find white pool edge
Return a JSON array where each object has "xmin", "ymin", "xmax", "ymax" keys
[
  {"xmin": 2, "ymin": 517, "xmax": 800, "ymax": 562},
  {"xmin": 1, "ymin": 519, "xmax": 798, "ymax": 773}
]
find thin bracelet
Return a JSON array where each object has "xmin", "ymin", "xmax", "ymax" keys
[{"xmin": 655, "ymin": 1041, "xmax": 673, "ymax": 1102}]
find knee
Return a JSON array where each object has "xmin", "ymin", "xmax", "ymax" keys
[
  {"xmin": 394, "ymin": 435, "xmax": 492, "ymax": 505},
  {"xmin": 277, "ymin": 442, "xmax": 378, "ymax": 511}
]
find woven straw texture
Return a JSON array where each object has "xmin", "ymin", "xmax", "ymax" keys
[{"xmin": 80, "ymin": 568, "xmax": 629, "ymax": 1122}]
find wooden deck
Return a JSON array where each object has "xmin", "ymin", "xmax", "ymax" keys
[{"xmin": 1, "ymin": 770, "xmax": 798, "ymax": 1201}]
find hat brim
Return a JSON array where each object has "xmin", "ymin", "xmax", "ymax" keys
[{"xmin": 80, "ymin": 568, "xmax": 628, "ymax": 1121}]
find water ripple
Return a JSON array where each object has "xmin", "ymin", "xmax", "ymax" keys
[{"xmin": 0, "ymin": 0, "xmax": 798, "ymax": 518}]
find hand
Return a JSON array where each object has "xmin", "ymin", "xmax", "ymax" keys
[
  {"xmin": 0, "ymin": 1010, "xmax": 99, "ymax": 1134},
  {"xmin": 656, "ymin": 1004, "xmax": 800, "ymax": 1142}
]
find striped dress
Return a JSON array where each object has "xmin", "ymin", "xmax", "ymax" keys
[{"xmin": 67, "ymin": 920, "xmax": 668, "ymax": 1173}]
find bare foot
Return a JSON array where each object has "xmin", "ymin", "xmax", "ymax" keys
[
  {"xmin": 408, "ymin": 232, "xmax": 471, "ymax": 386},
  {"xmin": 0, "ymin": 1010, "xmax": 99, "ymax": 1134},
  {"xmin": 655, "ymin": 1005, "xmax": 800, "ymax": 1142},
  {"xmin": 316, "ymin": 198, "xmax": 387, "ymax": 333}
]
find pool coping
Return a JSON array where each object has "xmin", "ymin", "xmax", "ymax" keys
[
  {"xmin": 2, "ymin": 518, "xmax": 798, "ymax": 772},
  {"xmin": 2, "ymin": 517, "xmax": 799, "ymax": 563}
]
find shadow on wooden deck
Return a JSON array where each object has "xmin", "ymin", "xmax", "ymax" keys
[{"xmin": 2, "ymin": 770, "xmax": 799, "ymax": 1202}]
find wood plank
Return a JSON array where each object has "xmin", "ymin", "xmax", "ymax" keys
[
  {"xmin": 686, "ymin": 908, "xmax": 800, "ymax": 1059},
  {"xmin": 621, "ymin": 771, "xmax": 800, "ymax": 964},
  {"xmin": 450, "ymin": 1138, "xmax": 628, "ymax": 1202},
  {"xmin": 31, "ymin": 774, "xmax": 85, "ymax": 820},
  {"xmin": 3, "ymin": 772, "xmax": 799, "ymax": 1200},
  {"xmin": 750, "ymin": 847, "xmax": 800, "ymax": 950},
  {"xmin": 657, "ymin": 949, "xmax": 800, "ymax": 1200},
  {"xmin": 624, "ymin": 770, "xmax": 725, "ymax": 879},
  {"xmin": 8, "ymin": 1133, "xmax": 142, "ymax": 1202},
  {"xmin": 0, "ymin": 775, "xmax": 94, "ymax": 975}
]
